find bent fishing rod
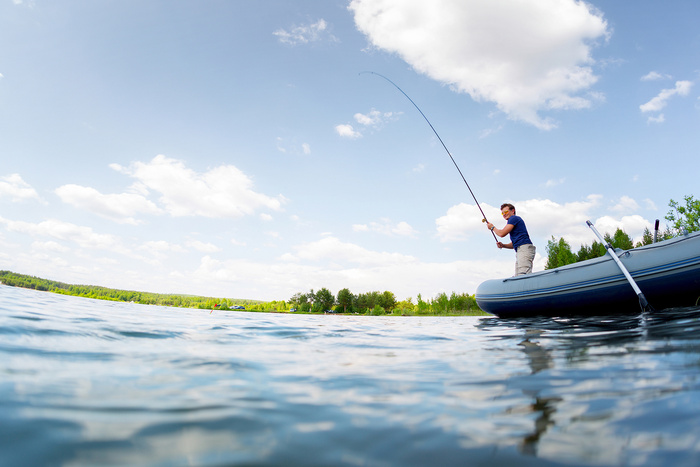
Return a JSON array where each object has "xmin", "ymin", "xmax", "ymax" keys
[{"xmin": 361, "ymin": 71, "xmax": 497, "ymax": 241}]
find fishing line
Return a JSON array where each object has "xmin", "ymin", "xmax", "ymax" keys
[{"xmin": 361, "ymin": 71, "xmax": 496, "ymax": 241}]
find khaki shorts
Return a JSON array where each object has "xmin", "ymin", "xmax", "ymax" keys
[{"xmin": 515, "ymin": 243, "xmax": 536, "ymax": 276}]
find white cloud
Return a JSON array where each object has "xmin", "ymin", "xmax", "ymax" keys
[
  {"xmin": 639, "ymin": 80, "xmax": 693, "ymax": 113},
  {"xmin": 350, "ymin": 0, "xmax": 609, "ymax": 129},
  {"xmin": 479, "ymin": 126, "xmax": 503, "ymax": 139},
  {"xmin": 281, "ymin": 236, "xmax": 416, "ymax": 266},
  {"xmin": 0, "ymin": 174, "xmax": 42, "ymax": 202},
  {"xmin": 641, "ymin": 71, "xmax": 672, "ymax": 81},
  {"xmin": 593, "ymin": 215, "xmax": 650, "ymax": 240},
  {"xmin": 354, "ymin": 111, "xmax": 380, "ymax": 126},
  {"xmin": 118, "ymin": 155, "xmax": 286, "ymax": 219},
  {"xmin": 393, "ymin": 221, "xmax": 417, "ymax": 237},
  {"xmin": 55, "ymin": 184, "xmax": 161, "ymax": 224},
  {"xmin": 230, "ymin": 238, "xmax": 246, "ymax": 247},
  {"xmin": 138, "ymin": 240, "xmax": 186, "ymax": 260},
  {"xmin": 275, "ymin": 137, "xmax": 311, "ymax": 156},
  {"xmin": 352, "ymin": 218, "xmax": 418, "ymax": 237},
  {"xmin": 186, "ymin": 240, "xmax": 220, "ymax": 253},
  {"xmin": 0, "ymin": 217, "xmax": 121, "ymax": 251},
  {"xmin": 336, "ymin": 109, "xmax": 399, "ymax": 138},
  {"xmin": 273, "ymin": 19, "xmax": 336, "ymax": 45},
  {"xmin": 647, "ymin": 114, "xmax": 665, "ymax": 124},
  {"xmin": 335, "ymin": 123, "xmax": 362, "ymax": 139},
  {"xmin": 140, "ymin": 240, "xmax": 185, "ymax": 253},
  {"xmin": 6, "ymin": 0, "xmax": 36, "ymax": 9},
  {"xmin": 353, "ymin": 109, "xmax": 396, "ymax": 126},
  {"xmin": 544, "ymin": 177, "xmax": 566, "ymax": 188},
  {"xmin": 60, "ymin": 156, "xmax": 285, "ymax": 223},
  {"xmin": 31, "ymin": 240, "xmax": 69, "ymax": 253},
  {"xmin": 436, "ymin": 202, "xmax": 496, "ymax": 242},
  {"xmin": 610, "ymin": 195, "xmax": 639, "ymax": 213}
]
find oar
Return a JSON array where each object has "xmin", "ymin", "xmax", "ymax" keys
[{"xmin": 586, "ymin": 220, "xmax": 654, "ymax": 312}]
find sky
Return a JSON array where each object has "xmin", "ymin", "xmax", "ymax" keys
[{"xmin": 1, "ymin": 0, "xmax": 699, "ymax": 302}]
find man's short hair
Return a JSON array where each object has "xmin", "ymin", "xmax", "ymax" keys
[{"xmin": 501, "ymin": 203, "xmax": 516, "ymax": 214}]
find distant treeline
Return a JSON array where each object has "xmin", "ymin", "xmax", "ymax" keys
[
  {"xmin": 0, "ymin": 270, "xmax": 486, "ymax": 316},
  {"xmin": 0, "ymin": 271, "xmax": 268, "ymax": 311},
  {"xmin": 289, "ymin": 288, "xmax": 484, "ymax": 316}
]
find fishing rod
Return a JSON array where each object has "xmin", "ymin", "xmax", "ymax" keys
[{"xmin": 361, "ymin": 71, "xmax": 497, "ymax": 241}]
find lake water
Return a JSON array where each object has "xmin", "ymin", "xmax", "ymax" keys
[{"xmin": 1, "ymin": 284, "xmax": 700, "ymax": 466}]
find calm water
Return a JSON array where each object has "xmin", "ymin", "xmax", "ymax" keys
[{"xmin": 1, "ymin": 284, "xmax": 700, "ymax": 466}]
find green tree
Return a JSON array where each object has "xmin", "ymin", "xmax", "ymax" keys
[
  {"xmin": 574, "ymin": 229, "xmax": 633, "ymax": 263},
  {"xmin": 336, "ymin": 288, "xmax": 354, "ymax": 313},
  {"xmin": 636, "ymin": 227, "xmax": 654, "ymax": 247},
  {"xmin": 315, "ymin": 287, "xmax": 335, "ymax": 311},
  {"xmin": 576, "ymin": 243, "xmax": 592, "ymax": 262},
  {"xmin": 355, "ymin": 292, "xmax": 368, "ymax": 312},
  {"xmin": 608, "ymin": 228, "xmax": 634, "ymax": 250},
  {"xmin": 659, "ymin": 226, "xmax": 676, "ymax": 241},
  {"xmin": 430, "ymin": 292, "xmax": 448, "ymax": 313},
  {"xmin": 545, "ymin": 236, "xmax": 577, "ymax": 269},
  {"xmin": 379, "ymin": 291, "xmax": 397, "ymax": 311},
  {"xmin": 289, "ymin": 292, "xmax": 303, "ymax": 306},
  {"xmin": 290, "ymin": 291, "xmax": 312, "ymax": 312},
  {"xmin": 666, "ymin": 195, "xmax": 700, "ymax": 234},
  {"xmin": 448, "ymin": 292, "xmax": 477, "ymax": 312},
  {"xmin": 588, "ymin": 241, "xmax": 606, "ymax": 259},
  {"xmin": 416, "ymin": 293, "xmax": 429, "ymax": 314},
  {"xmin": 394, "ymin": 298, "xmax": 415, "ymax": 314},
  {"xmin": 356, "ymin": 291, "xmax": 381, "ymax": 313}
]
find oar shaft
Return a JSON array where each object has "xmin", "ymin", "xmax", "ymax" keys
[{"xmin": 586, "ymin": 220, "xmax": 653, "ymax": 311}]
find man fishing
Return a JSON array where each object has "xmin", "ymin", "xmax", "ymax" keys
[{"xmin": 486, "ymin": 203, "xmax": 536, "ymax": 276}]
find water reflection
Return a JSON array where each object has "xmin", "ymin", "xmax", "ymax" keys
[
  {"xmin": 518, "ymin": 331, "xmax": 553, "ymax": 374},
  {"xmin": 519, "ymin": 396, "xmax": 561, "ymax": 456},
  {"xmin": 516, "ymin": 331, "xmax": 559, "ymax": 457},
  {"xmin": 478, "ymin": 306, "xmax": 700, "ymax": 461}
]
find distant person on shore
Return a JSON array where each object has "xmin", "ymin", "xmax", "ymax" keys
[{"xmin": 486, "ymin": 203, "xmax": 536, "ymax": 276}]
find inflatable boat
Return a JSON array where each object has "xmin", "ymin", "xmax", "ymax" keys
[{"xmin": 476, "ymin": 231, "xmax": 700, "ymax": 318}]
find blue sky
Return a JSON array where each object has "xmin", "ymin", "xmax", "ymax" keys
[{"xmin": 1, "ymin": 0, "xmax": 698, "ymax": 302}]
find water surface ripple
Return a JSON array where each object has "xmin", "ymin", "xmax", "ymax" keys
[{"xmin": 1, "ymin": 285, "xmax": 699, "ymax": 466}]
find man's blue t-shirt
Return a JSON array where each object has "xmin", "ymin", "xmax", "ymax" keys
[{"xmin": 507, "ymin": 215, "xmax": 533, "ymax": 251}]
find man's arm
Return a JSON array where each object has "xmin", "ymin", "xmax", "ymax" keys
[{"xmin": 487, "ymin": 222, "xmax": 514, "ymax": 238}]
